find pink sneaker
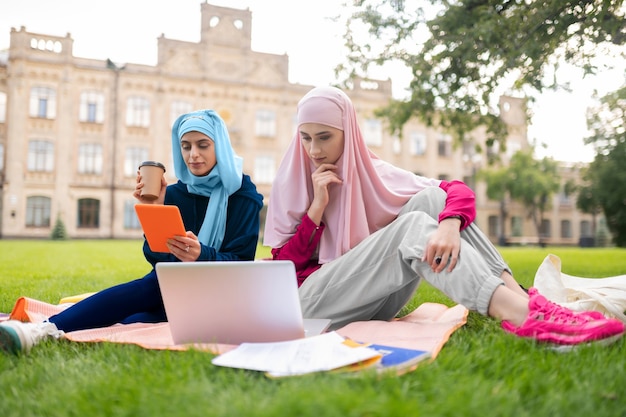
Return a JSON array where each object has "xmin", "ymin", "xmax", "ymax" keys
[
  {"xmin": 502, "ymin": 287, "xmax": 624, "ymax": 349},
  {"xmin": 526, "ymin": 287, "xmax": 606, "ymax": 321}
]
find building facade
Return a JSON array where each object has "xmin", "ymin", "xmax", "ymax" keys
[{"xmin": 0, "ymin": 2, "xmax": 600, "ymax": 245}]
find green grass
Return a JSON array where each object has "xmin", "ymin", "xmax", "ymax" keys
[{"xmin": 1, "ymin": 241, "xmax": 625, "ymax": 417}]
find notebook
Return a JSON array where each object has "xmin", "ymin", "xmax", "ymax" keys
[{"xmin": 155, "ymin": 260, "xmax": 331, "ymax": 345}]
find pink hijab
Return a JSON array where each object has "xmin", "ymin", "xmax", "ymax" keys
[{"xmin": 263, "ymin": 86, "xmax": 439, "ymax": 264}]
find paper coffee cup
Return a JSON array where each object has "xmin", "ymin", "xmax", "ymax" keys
[{"xmin": 138, "ymin": 161, "xmax": 166, "ymax": 200}]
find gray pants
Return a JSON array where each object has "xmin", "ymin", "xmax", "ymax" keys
[{"xmin": 299, "ymin": 187, "xmax": 510, "ymax": 330}]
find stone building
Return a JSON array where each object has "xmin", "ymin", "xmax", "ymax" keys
[{"xmin": 0, "ymin": 2, "xmax": 600, "ymax": 245}]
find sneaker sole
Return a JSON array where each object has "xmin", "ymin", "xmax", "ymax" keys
[
  {"xmin": 548, "ymin": 332, "xmax": 624, "ymax": 353},
  {"xmin": 0, "ymin": 326, "xmax": 23, "ymax": 355}
]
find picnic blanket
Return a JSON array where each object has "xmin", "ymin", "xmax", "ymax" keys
[{"xmin": 4, "ymin": 296, "xmax": 468, "ymax": 359}]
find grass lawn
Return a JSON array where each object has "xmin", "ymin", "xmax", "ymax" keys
[{"xmin": 0, "ymin": 240, "xmax": 625, "ymax": 417}]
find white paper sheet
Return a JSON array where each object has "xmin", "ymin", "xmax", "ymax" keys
[{"xmin": 211, "ymin": 331, "xmax": 380, "ymax": 377}]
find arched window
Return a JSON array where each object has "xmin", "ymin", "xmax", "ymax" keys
[{"xmin": 77, "ymin": 198, "xmax": 100, "ymax": 228}]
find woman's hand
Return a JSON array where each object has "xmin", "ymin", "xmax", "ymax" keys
[
  {"xmin": 133, "ymin": 172, "xmax": 168, "ymax": 204},
  {"xmin": 307, "ymin": 163, "xmax": 342, "ymax": 225},
  {"xmin": 168, "ymin": 231, "xmax": 200, "ymax": 262},
  {"xmin": 423, "ymin": 217, "xmax": 462, "ymax": 273}
]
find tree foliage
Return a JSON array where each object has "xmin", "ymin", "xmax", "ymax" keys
[
  {"xmin": 479, "ymin": 149, "xmax": 560, "ymax": 240},
  {"xmin": 338, "ymin": 0, "xmax": 625, "ymax": 150},
  {"xmin": 579, "ymin": 86, "xmax": 626, "ymax": 246}
]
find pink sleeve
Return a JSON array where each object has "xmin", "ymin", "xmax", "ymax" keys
[
  {"xmin": 270, "ymin": 214, "xmax": 323, "ymax": 285},
  {"xmin": 437, "ymin": 180, "xmax": 476, "ymax": 230}
]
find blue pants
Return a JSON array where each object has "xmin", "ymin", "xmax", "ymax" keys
[{"xmin": 48, "ymin": 269, "xmax": 167, "ymax": 332}]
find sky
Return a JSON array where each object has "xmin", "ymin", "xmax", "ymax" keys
[{"xmin": 1, "ymin": 0, "xmax": 624, "ymax": 164}]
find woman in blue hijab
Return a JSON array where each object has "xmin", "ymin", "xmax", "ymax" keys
[{"xmin": 0, "ymin": 110, "xmax": 264, "ymax": 354}]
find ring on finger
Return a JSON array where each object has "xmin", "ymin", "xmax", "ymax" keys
[
  {"xmin": 185, "ymin": 245, "xmax": 190, "ymax": 253},
  {"xmin": 435, "ymin": 256, "xmax": 442, "ymax": 265}
]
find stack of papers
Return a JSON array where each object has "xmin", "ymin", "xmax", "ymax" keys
[{"xmin": 211, "ymin": 331, "xmax": 430, "ymax": 377}]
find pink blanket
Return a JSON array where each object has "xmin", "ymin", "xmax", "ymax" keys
[{"xmin": 5, "ymin": 297, "xmax": 468, "ymax": 359}]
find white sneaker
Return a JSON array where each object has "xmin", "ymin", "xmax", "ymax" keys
[{"xmin": 0, "ymin": 320, "xmax": 64, "ymax": 354}]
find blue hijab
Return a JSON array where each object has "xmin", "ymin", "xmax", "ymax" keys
[{"xmin": 171, "ymin": 110, "xmax": 243, "ymax": 250}]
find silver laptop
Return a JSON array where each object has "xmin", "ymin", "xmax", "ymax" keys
[{"xmin": 155, "ymin": 260, "xmax": 331, "ymax": 345}]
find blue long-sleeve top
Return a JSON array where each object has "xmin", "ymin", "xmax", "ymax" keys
[{"xmin": 143, "ymin": 174, "xmax": 264, "ymax": 267}]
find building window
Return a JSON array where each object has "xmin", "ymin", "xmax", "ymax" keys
[
  {"xmin": 437, "ymin": 134, "xmax": 451, "ymax": 157},
  {"xmin": 558, "ymin": 182, "xmax": 573, "ymax": 205},
  {"xmin": 392, "ymin": 136, "xmax": 401, "ymax": 154},
  {"xmin": 124, "ymin": 147, "xmax": 149, "ymax": 177},
  {"xmin": 27, "ymin": 140, "xmax": 54, "ymax": 172},
  {"xmin": 30, "ymin": 37, "xmax": 62, "ymax": 53},
  {"xmin": 363, "ymin": 119, "xmax": 383, "ymax": 146},
  {"xmin": 29, "ymin": 87, "xmax": 57, "ymax": 119},
  {"xmin": 171, "ymin": 101, "xmax": 194, "ymax": 126},
  {"xmin": 409, "ymin": 132, "xmax": 426, "ymax": 156},
  {"xmin": 254, "ymin": 155, "xmax": 275, "ymax": 184},
  {"xmin": 79, "ymin": 91, "xmax": 105, "ymax": 123},
  {"xmin": 488, "ymin": 215, "xmax": 499, "ymax": 238},
  {"xmin": 26, "ymin": 196, "xmax": 51, "ymax": 227},
  {"xmin": 124, "ymin": 200, "xmax": 141, "ymax": 229},
  {"xmin": 580, "ymin": 220, "xmax": 592, "ymax": 237},
  {"xmin": 78, "ymin": 143, "xmax": 103, "ymax": 175},
  {"xmin": 561, "ymin": 220, "xmax": 572, "ymax": 238},
  {"xmin": 0, "ymin": 91, "xmax": 6, "ymax": 123},
  {"xmin": 462, "ymin": 140, "xmax": 473, "ymax": 158},
  {"xmin": 511, "ymin": 216, "xmax": 523, "ymax": 237},
  {"xmin": 126, "ymin": 96, "xmax": 150, "ymax": 127},
  {"xmin": 255, "ymin": 110, "xmax": 276, "ymax": 138},
  {"xmin": 77, "ymin": 198, "xmax": 100, "ymax": 228},
  {"xmin": 540, "ymin": 219, "xmax": 551, "ymax": 238},
  {"xmin": 487, "ymin": 141, "xmax": 500, "ymax": 161}
]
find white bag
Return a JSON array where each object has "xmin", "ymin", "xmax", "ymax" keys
[{"xmin": 533, "ymin": 254, "xmax": 626, "ymax": 324}]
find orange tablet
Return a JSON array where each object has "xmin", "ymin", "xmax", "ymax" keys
[{"xmin": 134, "ymin": 204, "xmax": 186, "ymax": 253}]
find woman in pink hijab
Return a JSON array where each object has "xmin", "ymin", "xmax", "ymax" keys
[{"xmin": 264, "ymin": 86, "xmax": 623, "ymax": 349}]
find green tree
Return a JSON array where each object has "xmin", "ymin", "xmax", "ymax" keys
[
  {"xmin": 339, "ymin": 0, "xmax": 625, "ymax": 149},
  {"xmin": 51, "ymin": 216, "xmax": 68, "ymax": 240},
  {"xmin": 479, "ymin": 149, "xmax": 560, "ymax": 244},
  {"xmin": 580, "ymin": 86, "xmax": 626, "ymax": 246}
]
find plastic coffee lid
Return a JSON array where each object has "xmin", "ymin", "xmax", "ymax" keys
[{"xmin": 138, "ymin": 161, "xmax": 166, "ymax": 171}]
